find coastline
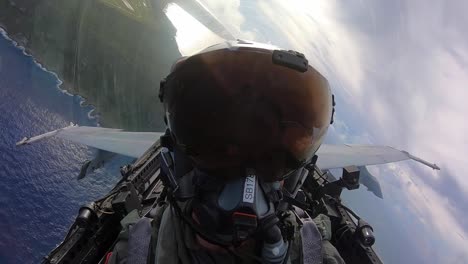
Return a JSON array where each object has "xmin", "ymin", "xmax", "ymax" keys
[{"xmin": 0, "ymin": 26, "xmax": 100, "ymax": 123}]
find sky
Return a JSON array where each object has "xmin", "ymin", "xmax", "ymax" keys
[{"xmin": 167, "ymin": 0, "xmax": 468, "ymax": 262}]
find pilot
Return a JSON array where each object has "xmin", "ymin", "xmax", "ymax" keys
[{"xmin": 107, "ymin": 40, "xmax": 345, "ymax": 264}]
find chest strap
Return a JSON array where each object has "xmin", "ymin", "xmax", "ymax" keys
[{"xmin": 127, "ymin": 217, "xmax": 153, "ymax": 264}]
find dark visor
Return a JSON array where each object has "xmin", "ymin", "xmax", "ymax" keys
[{"xmin": 163, "ymin": 46, "xmax": 332, "ymax": 181}]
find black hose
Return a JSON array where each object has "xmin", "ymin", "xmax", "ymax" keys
[{"xmin": 169, "ymin": 195, "xmax": 264, "ymax": 263}]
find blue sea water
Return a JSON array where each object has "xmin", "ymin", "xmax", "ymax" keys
[{"xmin": 0, "ymin": 31, "xmax": 126, "ymax": 263}]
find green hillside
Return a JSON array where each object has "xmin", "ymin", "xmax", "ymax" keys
[{"xmin": 0, "ymin": 0, "xmax": 182, "ymax": 131}]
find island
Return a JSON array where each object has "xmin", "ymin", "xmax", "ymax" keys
[{"xmin": 0, "ymin": 0, "xmax": 182, "ymax": 131}]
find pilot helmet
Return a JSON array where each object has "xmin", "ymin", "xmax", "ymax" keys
[{"xmin": 160, "ymin": 40, "xmax": 333, "ymax": 181}]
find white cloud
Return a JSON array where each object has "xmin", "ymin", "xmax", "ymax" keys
[
  {"xmin": 329, "ymin": 1, "xmax": 468, "ymax": 258},
  {"xmin": 198, "ymin": 0, "xmax": 255, "ymax": 40},
  {"xmin": 381, "ymin": 163, "xmax": 468, "ymax": 262},
  {"xmin": 364, "ymin": 1, "xmax": 468, "ymax": 192}
]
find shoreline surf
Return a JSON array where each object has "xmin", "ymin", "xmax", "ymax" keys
[{"xmin": 0, "ymin": 27, "xmax": 100, "ymax": 125}]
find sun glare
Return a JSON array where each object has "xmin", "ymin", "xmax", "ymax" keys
[{"xmin": 164, "ymin": 3, "xmax": 224, "ymax": 56}]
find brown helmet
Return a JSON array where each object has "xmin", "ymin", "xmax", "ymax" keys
[{"xmin": 160, "ymin": 40, "xmax": 333, "ymax": 181}]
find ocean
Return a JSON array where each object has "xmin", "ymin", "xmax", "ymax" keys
[{"xmin": 0, "ymin": 30, "xmax": 127, "ymax": 263}]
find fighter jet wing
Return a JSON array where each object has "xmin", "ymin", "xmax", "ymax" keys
[
  {"xmin": 16, "ymin": 123, "xmax": 163, "ymax": 158},
  {"xmin": 316, "ymin": 144, "xmax": 440, "ymax": 170},
  {"xmin": 17, "ymin": 125, "xmax": 439, "ymax": 170}
]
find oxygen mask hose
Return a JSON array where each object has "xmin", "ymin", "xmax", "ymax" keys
[{"xmin": 260, "ymin": 216, "xmax": 289, "ymax": 264}]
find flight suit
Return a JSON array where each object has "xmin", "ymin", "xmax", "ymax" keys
[
  {"xmin": 107, "ymin": 203, "xmax": 345, "ymax": 264},
  {"xmin": 153, "ymin": 203, "xmax": 344, "ymax": 264}
]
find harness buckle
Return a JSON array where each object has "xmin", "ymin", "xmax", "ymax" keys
[{"xmin": 233, "ymin": 211, "xmax": 258, "ymax": 241}]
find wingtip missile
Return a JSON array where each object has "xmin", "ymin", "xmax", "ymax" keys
[
  {"xmin": 16, "ymin": 137, "xmax": 29, "ymax": 146},
  {"xmin": 15, "ymin": 123, "xmax": 79, "ymax": 147},
  {"xmin": 401, "ymin": 151, "xmax": 440, "ymax": 170}
]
